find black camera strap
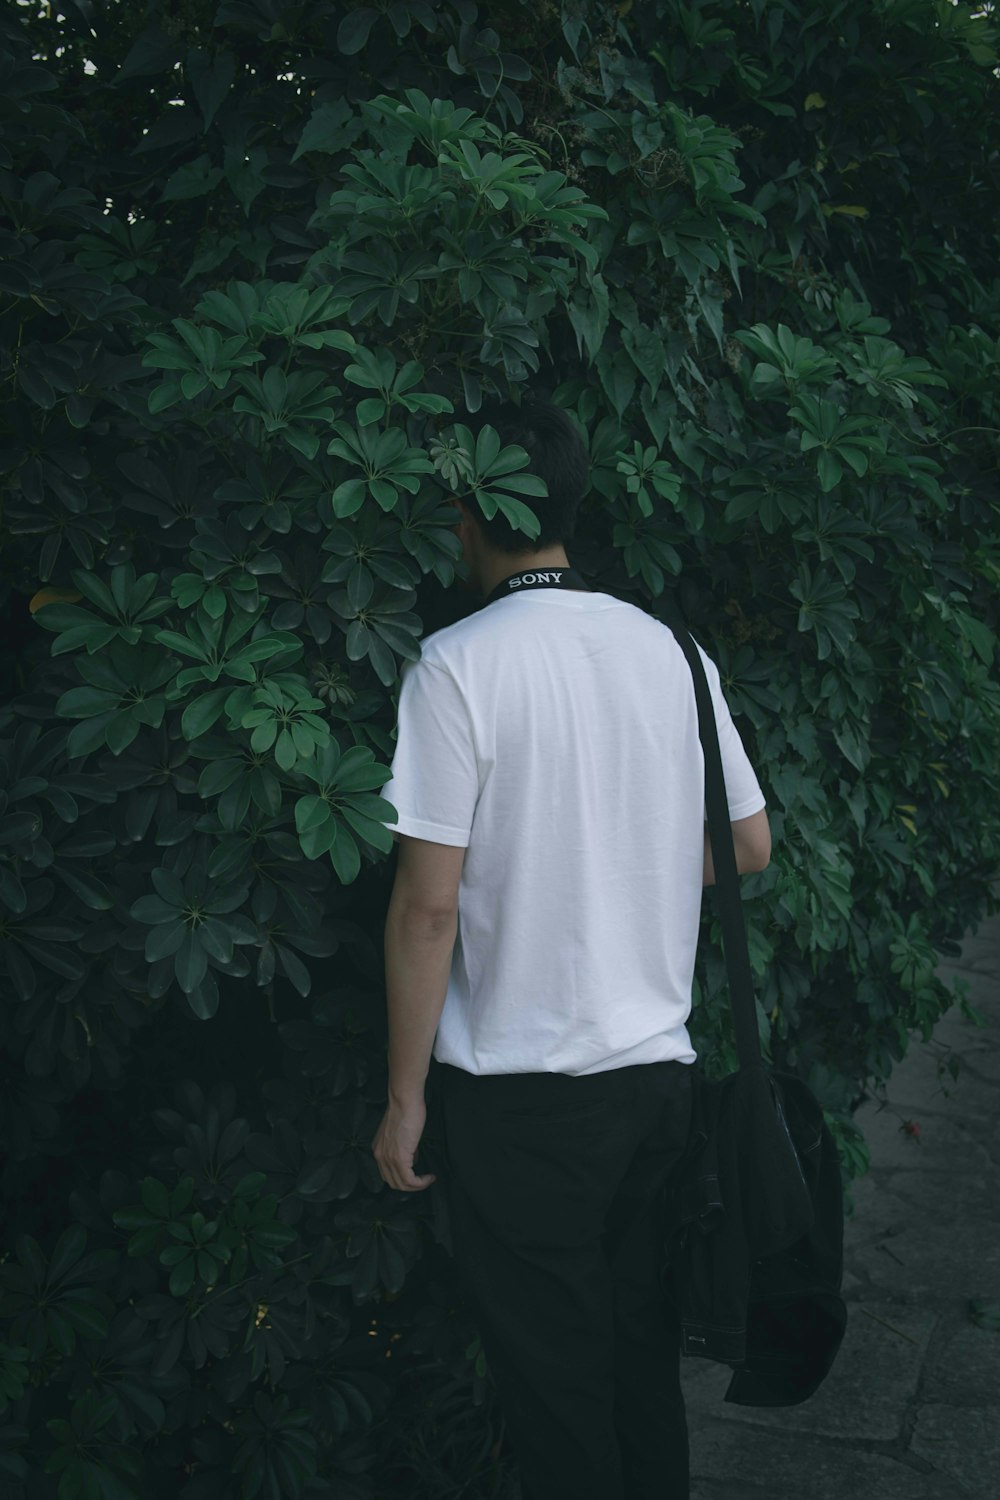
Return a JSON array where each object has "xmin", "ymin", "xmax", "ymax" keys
[{"xmin": 482, "ymin": 566, "xmax": 592, "ymax": 608}]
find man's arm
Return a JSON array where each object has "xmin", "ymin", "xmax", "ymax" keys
[
  {"xmin": 384, "ymin": 902, "xmax": 457, "ymax": 1105},
  {"xmin": 383, "ymin": 834, "xmax": 465, "ymax": 1104},
  {"xmin": 703, "ymin": 808, "xmax": 771, "ymax": 886}
]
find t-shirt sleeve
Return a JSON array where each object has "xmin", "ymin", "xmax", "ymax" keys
[
  {"xmin": 696, "ymin": 644, "xmax": 767, "ymax": 822},
  {"xmin": 378, "ymin": 654, "xmax": 479, "ymax": 847}
]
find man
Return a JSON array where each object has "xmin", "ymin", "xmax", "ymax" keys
[{"xmin": 372, "ymin": 393, "xmax": 771, "ymax": 1500}]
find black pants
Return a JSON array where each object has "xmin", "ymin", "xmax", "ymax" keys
[{"xmin": 435, "ymin": 1056, "xmax": 694, "ymax": 1500}]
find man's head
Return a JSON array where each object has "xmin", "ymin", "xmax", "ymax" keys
[{"xmin": 450, "ymin": 394, "xmax": 590, "ymax": 598}]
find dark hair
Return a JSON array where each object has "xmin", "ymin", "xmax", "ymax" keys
[{"xmin": 461, "ymin": 393, "xmax": 589, "ymax": 554}]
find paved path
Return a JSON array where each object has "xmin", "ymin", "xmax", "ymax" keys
[{"xmin": 686, "ymin": 875, "xmax": 1000, "ymax": 1500}]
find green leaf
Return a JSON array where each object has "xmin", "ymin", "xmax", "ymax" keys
[
  {"xmin": 145, "ymin": 920, "xmax": 187, "ymax": 963},
  {"xmin": 292, "ymin": 99, "xmax": 358, "ymax": 160},
  {"xmin": 328, "ymin": 825, "xmax": 361, "ymax": 884},
  {"xmin": 174, "ymin": 933, "xmax": 208, "ymax": 994},
  {"xmin": 347, "ymin": 563, "xmax": 374, "ymax": 613},
  {"xmin": 203, "ymin": 585, "xmax": 227, "ymax": 619},
  {"xmin": 46, "ymin": 1309, "xmax": 75, "ymax": 1357},
  {"xmin": 297, "ymin": 818, "xmax": 338, "ymax": 859},
  {"xmin": 141, "ymin": 1177, "xmax": 171, "ymax": 1218},
  {"xmin": 52, "ymin": 866, "xmax": 114, "ymax": 911},
  {"xmin": 284, "ymin": 426, "xmax": 320, "ymax": 460},
  {"xmin": 72, "ymin": 571, "xmax": 118, "ymax": 616},
  {"xmin": 161, "ymin": 154, "xmax": 224, "ymax": 201},
  {"xmin": 60, "ymin": 1299, "xmax": 109, "ymax": 1341},
  {"xmin": 186, "ymin": 976, "xmax": 219, "ymax": 1020},
  {"xmin": 290, "ymin": 721, "xmax": 318, "ymax": 759},
  {"xmin": 47, "ymin": 1224, "xmax": 86, "ymax": 1283},
  {"xmin": 17, "ymin": 936, "xmax": 82, "ymax": 984},
  {"xmin": 249, "ymin": 719, "xmax": 277, "ymax": 753},
  {"xmin": 197, "ymin": 916, "xmax": 234, "ymax": 964},
  {"xmin": 171, "ymin": 1178, "xmax": 195, "ymax": 1215},
  {"xmin": 369, "ymin": 478, "xmax": 397, "ymax": 510},
  {"xmin": 144, "ymin": 333, "xmax": 197, "ymax": 372},
  {"xmin": 346, "ymin": 619, "xmax": 369, "ymax": 661},
  {"xmin": 131, "ymin": 894, "xmax": 178, "ymax": 923},
  {"xmin": 16, "ymin": 1233, "xmax": 46, "ymax": 1281},
  {"xmin": 337, "ymin": 8, "xmax": 378, "ymax": 54},
  {"xmin": 112, "ymin": 1207, "xmax": 158, "ymax": 1231},
  {"xmin": 155, "ymin": 629, "xmax": 208, "ymax": 661},
  {"xmin": 65, "ymin": 713, "xmax": 117, "ymax": 758},
  {"xmin": 370, "ymin": 617, "xmax": 419, "ymax": 658},
  {"xmin": 249, "ymin": 1223, "xmax": 297, "ymax": 1249},
  {"xmin": 274, "ymin": 728, "xmax": 297, "ymax": 771},
  {"xmin": 151, "ymin": 868, "xmax": 186, "ymax": 905},
  {"xmin": 168, "ymin": 1255, "xmax": 196, "ymax": 1296},
  {"xmin": 149, "ymin": 377, "xmax": 184, "ymax": 413},
  {"xmin": 231, "ymin": 635, "xmax": 298, "ymax": 666},
  {"xmin": 333, "ymin": 746, "xmax": 391, "ymax": 792},
  {"xmin": 295, "ymin": 794, "xmax": 331, "ymax": 834},
  {"xmin": 186, "ymin": 47, "xmax": 236, "ymax": 130},
  {"xmin": 341, "ymin": 791, "xmax": 397, "ymax": 821},
  {"xmin": 180, "ymin": 370, "xmax": 209, "ymax": 399},
  {"xmin": 114, "ymin": 23, "xmax": 184, "ymax": 83},
  {"xmin": 331, "ymin": 478, "xmax": 366, "ymax": 518},
  {"xmin": 276, "ymin": 942, "xmax": 311, "ymax": 997},
  {"xmin": 105, "ymin": 711, "xmax": 141, "ymax": 756},
  {"xmin": 196, "ymin": 1249, "xmax": 219, "ymax": 1283},
  {"xmin": 232, "ymin": 1172, "xmax": 268, "ymax": 1200},
  {"xmin": 35, "ymin": 603, "xmax": 118, "ymax": 653},
  {"xmin": 340, "ymin": 802, "xmax": 395, "ymax": 853},
  {"xmin": 181, "ymin": 686, "xmax": 231, "ymax": 740},
  {"xmin": 355, "ymin": 397, "xmax": 384, "ymax": 426},
  {"xmin": 366, "ymin": 631, "xmax": 397, "ymax": 685},
  {"xmin": 224, "ymin": 145, "xmax": 267, "ymax": 217}
]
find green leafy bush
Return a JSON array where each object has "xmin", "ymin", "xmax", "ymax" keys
[{"xmin": 2, "ymin": 0, "xmax": 999, "ymax": 1494}]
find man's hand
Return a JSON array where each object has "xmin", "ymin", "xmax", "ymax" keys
[{"xmin": 372, "ymin": 1096, "xmax": 437, "ymax": 1192}]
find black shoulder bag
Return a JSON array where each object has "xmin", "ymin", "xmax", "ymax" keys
[{"xmin": 658, "ymin": 606, "xmax": 848, "ymax": 1407}]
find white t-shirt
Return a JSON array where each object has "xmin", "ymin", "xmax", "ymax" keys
[{"xmin": 378, "ymin": 589, "xmax": 766, "ymax": 1077}]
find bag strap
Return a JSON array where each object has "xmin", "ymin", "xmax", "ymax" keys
[{"xmin": 659, "ymin": 600, "xmax": 763, "ymax": 1070}]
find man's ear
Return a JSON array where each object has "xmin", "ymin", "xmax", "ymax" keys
[{"xmin": 453, "ymin": 500, "xmax": 475, "ymax": 541}]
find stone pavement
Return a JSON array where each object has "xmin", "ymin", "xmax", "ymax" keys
[{"xmin": 685, "ymin": 874, "xmax": 1000, "ymax": 1500}]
